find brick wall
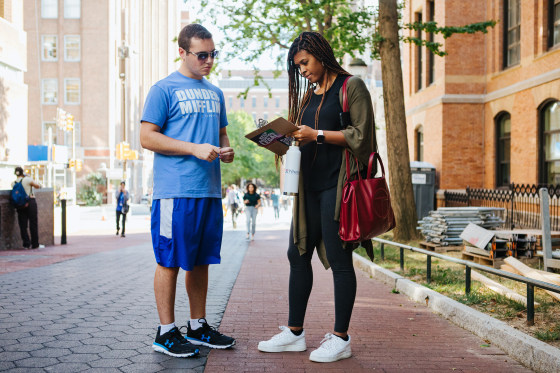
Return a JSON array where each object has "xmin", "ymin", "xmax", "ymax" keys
[{"xmin": 0, "ymin": 189, "xmax": 54, "ymax": 250}]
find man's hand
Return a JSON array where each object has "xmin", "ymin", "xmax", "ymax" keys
[
  {"xmin": 193, "ymin": 143, "xmax": 221, "ymax": 162},
  {"xmin": 219, "ymin": 147, "xmax": 235, "ymax": 163}
]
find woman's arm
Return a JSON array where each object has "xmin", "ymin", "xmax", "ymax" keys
[{"xmin": 289, "ymin": 125, "xmax": 348, "ymax": 147}]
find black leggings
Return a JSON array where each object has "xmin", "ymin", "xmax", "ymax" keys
[{"xmin": 287, "ymin": 186, "xmax": 356, "ymax": 333}]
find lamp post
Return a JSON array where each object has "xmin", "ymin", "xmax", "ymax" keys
[{"xmin": 118, "ymin": 40, "xmax": 129, "ymax": 181}]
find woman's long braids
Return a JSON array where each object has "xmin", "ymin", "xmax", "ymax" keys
[{"xmin": 287, "ymin": 32, "xmax": 350, "ymax": 127}]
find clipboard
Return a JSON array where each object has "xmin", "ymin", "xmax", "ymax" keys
[{"xmin": 245, "ymin": 117, "xmax": 297, "ymax": 156}]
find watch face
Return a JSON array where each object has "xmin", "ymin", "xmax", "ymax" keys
[{"xmin": 317, "ymin": 134, "xmax": 325, "ymax": 144}]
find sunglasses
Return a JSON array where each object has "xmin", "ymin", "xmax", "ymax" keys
[{"xmin": 186, "ymin": 50, "xmax": 219, "ymax": 61}]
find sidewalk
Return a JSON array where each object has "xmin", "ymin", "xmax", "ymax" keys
[{"xmin": 205, "ymin": 220, "xmax": 531, "ymax": 372}]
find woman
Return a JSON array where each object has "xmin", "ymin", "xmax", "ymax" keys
[
  {"xmin": 13, "ymin": 167, "xmax": 43, "ymax": 249},
  {"xmin": 257, "ymin": 32, "xmax": 377, "ymax": 363},
  {"xmin": 243, "ymin": 183, "xmax": 261, "ymax": 240}
]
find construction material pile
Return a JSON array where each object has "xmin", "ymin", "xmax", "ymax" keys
[{"xmin": 418, "ymin": 207, "xmax": 505, "ymax": 246}]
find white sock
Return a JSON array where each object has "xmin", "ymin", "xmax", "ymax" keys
[
  {"xmin": 160, "ymin": 322, "xmax": 175, "ymax": 335},
  {"xmin": 189, "ymin": 318, "xmax": 206, "ymax": 330}
]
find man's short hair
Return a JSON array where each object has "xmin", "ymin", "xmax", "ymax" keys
[
  {"xmin": 178, "ymin": 24, "xmax": 212, "ymax": 51},
  {"xmin": 120, "ymin": 181, "xmax": 125, "ymax": 186},
  {"xmin": 14, "ymin": 167, "xmax": 24, "ymax": 176}
]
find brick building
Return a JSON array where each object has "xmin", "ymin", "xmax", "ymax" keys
[{"xmin": 403, "ymin": 0, "xmax": 560, "ymax": 189}]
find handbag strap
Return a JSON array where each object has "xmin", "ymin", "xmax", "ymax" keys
[
  {"xmin": 367, "ymin": 152, "xmax": 386, "ymax": 179},
  {"xmin": 342, "ymin": 76, "xmax": 352, "ymax": 113}
]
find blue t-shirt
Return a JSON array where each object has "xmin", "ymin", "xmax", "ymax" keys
[
  {"xmin": 117, "ymin": 192, "xmax": 124, "ymax": 212},
  {"xmin": 141, "ymin": 71, "xmax": 228, "ymax": 199}
]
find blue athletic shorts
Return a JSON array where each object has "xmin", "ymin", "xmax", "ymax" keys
[{"xmin": 151, "ymin": 198, "xmax": 223, "ymax": 271}]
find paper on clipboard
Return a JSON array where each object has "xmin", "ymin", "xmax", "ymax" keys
[{"xmin": 245, "ymin": 117, "xmax": 297, "ymax": 156}]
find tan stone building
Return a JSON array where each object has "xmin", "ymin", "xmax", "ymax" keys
[
  {"xmin": 23, "ymin": 0, "xmax": 181, "ymax": 201},
  {"xmin": 0, "ymin": 1, "xmax": 28, "ymax": 189},
  {"xmin": 403, "ymin": 0, "xmax": 560, "ymax": 189}
]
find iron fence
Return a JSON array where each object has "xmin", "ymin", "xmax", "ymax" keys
[{"xmin": 443, "ymin": 183, "xmax": 560, "ymax": 231}]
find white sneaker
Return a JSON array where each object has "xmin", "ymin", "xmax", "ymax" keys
[
  {"xmin": 257, "ymin": 326, "xmax": 306, "ymax": 352},
  {"xmin": 309, "ymin": 333, "xmax": 351, "ymax": 363}
]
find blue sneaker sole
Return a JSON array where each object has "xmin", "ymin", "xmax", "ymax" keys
[{"xmin": 152, "ymin": 342, "xmax": 199, "ymax": 357}]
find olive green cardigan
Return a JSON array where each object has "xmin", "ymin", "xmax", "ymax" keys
[{"xmin": 292, "ymin": 76, "xmax": 376, "ymax": 269}]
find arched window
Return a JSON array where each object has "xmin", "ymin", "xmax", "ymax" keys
[
  {"xmin": 540, "ymin": 100, "xmax": 560, "ymax": 184},
  {"xmin": 415, "ymin": 125, "xmax": 424, "ymax": 161},
  {"xmin": 495, "ymin": 113, "xmax": 511, "ymax": 187}
]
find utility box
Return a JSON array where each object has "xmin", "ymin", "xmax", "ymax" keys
[{"xmin": 410, "ymin": 161, "xmax": 436, "ymax": 221}]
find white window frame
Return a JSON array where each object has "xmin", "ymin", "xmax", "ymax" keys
[
  {"xmin": 64, "ymin": 0, "xmax": 80, "ymax": 19},
  {"xmin": 64, "ymin": 35, "xmax": 81, "ymax": 61},
  {"xmin": 42, "ymin": 0, "xmax": 58, "ymax": 19},
  {"xmin": 64, "ymin": 121, "xmax": 81, "ymax": 147},
  {"xmin": 64, "ymin": 78, "xmax": 81, "ymax": 105},
  {"xmin": 41, "ymin": 35, "xmax": 58, "ymax": 62},
  {"xmin": 42, "ymin": 121, "xmax": 58, "ymax": 145},
  {"xmin": 41, "ymin": 78, "xmax": 58, "ymax": 105}
]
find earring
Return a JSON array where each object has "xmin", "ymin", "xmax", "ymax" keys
[{"xmin": 321, "ymin": 61, "xmax": 324, "ymax": 67}]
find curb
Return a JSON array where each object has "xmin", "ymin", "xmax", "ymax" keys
[{"xmin": 353, "ymin": 253, "xmax": 560, "ymax": 373}]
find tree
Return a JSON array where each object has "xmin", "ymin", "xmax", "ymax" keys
[
  {"xmin": 222, "ymin": 111, "xmax": 279, "ymax": 187},
  {"xmin": 201, "ymin": 0, "xmax": 495, "ymax": 241}
]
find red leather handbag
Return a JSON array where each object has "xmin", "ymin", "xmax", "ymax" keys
[
  {"xmin": 339, "ymin": 150, "xmax": 396, "ymax": 242},
  {"xmin": 338, "ymin": 77, "xmax": 396, "ymax": 242}
]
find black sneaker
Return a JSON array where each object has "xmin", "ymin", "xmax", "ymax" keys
[
  {"xmin": 184, "ymin": 319, "xmax": 235, "ymax": 349},
  {"xmin": 152, "ymin": 326, "xmax": 200, "ymax": 358}
]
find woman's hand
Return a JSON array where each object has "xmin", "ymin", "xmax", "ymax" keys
[
  {"xmin": 288, "ymin": 125, "xmax": 317, "ymax": 145},
  {"xmin": 244, "ymin": 199, "xmax": 249, "ymax": 205}
]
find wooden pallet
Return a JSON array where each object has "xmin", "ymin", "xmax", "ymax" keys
[
  {"xmin": 462, "ymin": 250, "xmax": 505, "ymax": 268},
  {"xmin": 419, "ymin": 241, "xmax": 463, "ymax": 253}
]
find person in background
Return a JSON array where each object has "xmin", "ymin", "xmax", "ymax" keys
[
  {"xmin": 243, "ymin": 183, "xmax": 261, "ymax": 240},
  {"xmin": 270, "ymin": 189, "xmax": 280, "ymax": 220},
  {"xmin": 227, "ymin": 184, "xmax": 240, "ymax": 228},
  {"xmin": 115, "ymin": 181, "xmax": 130, "ymax": 237},
  {"xmin": 12, "ymin": 167, "xmax": 43, "ymax": 249}
]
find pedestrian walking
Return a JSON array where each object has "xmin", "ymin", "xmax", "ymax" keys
[
  {"xmin": 227, "ymin": 184, "xmax": 240, "ymax": 228},
  {"xmin": 243, "ymin": 183, "xmax": 261, "ymax": 240},
  {"xmin": 258, "ymin": 32, "xmax": 377, "ymax": 363},
  {"xmin": 115, "ymin": 181, "xmax": 129, "ymax": 237},
  {"xmin": 12, "ymin": 167, "xmax": 43, "ymax": 249},
  {"xmin": 271, "ymin": 189, "xmax": 280, "ymax": 219},
  {"xmin": 140, "ymin": 23, "xmax": 236, "ymax": 358}
]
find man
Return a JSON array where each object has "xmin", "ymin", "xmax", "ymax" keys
[
  {"xmin": 12, "ymin": 167, "xmax": 43, "ymax": 249},
  {"xmin": 227, "ymin": 184, "xmax": 239, "ymax": 228},
  {"xmin": 115, "ymin": 181, "xmax": 129, "ymax": 237},
  {"xmin": 270, "ymin": 189, "xmax": 280, "ymax": 220},
  {"xmin": 140, "ymin": 24, "xmax": 235, "ymax": 358}
]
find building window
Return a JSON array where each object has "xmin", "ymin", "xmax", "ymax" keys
[
  {"xmin": 541, "ymin": 100, "xmax": 560, "ymax": 184},
  {"xmin": 228, "ymin": 96, "xmax": 233, "ymax": 108},
  {"xmin": 427, "ymin": 1, "xmax": 435, "ymax": 85},
  {"xmin": 252, "ymin": 112, "xmax": 257, "ymax": 122},
  {"xmin": 549, "ymin": 0, "xmax": 560, "ymax": 48},
  {"xmin": 64, "ymin": 0, "xmax": 80, "ymax": 19},
  {"xmin": 42, "ymin": 79, "xmax": 58, "ymax": 105},
  {"xmin": 42, "ymin": 35, "xmax": 58, "ymax": 61},
  {"xmin": 415, "ymin": 12, "xmax": 423, "ymax": 91},
  {"xmin": 64, "ymin": 122, "xmax": 81, "ymax": 147},
  {"xmin": 263, "ymin": 112, "xmax": 268, "ymax": 121},
  {"xmin": 263, "ymin": 96, "xmax": 268, "ymax": 108},
  {"xmin": 275, "ymin": 97, "xmax": 280, "ymax": 108},
  {"xmin": 240, "ymin": 97, "xmax": 244, "ymax": 108},
  {"xmin": 64, "ymin": 78, "xmax": 80, "ymax": 104},
  {"xmin": 64, "ymin": 35, "xmax": 80, "ymax": 61},
  {"xmin": 504, "ymin": 0, "xmax": 521, "ymax": 68},
  {"xmin": 495, "ymin": 113, "xmax": 511, "ymax": 187},
  {"xmin": 415, "ymin": 126, "xmax": 424, "ymax": 161},
  {"xmin": 42, "ymin": 0, "xmax": 58, "ymax": 18},
  {"xmin": 252, "ymin": 96, "xmax": 256, "ymax": 108},
  {"xmin": 42, "ymin": 122, "xmax": 59, "ymax": 145}
]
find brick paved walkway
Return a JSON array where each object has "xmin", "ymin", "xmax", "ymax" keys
[
  {"xmin": 205, "ymin": 227, "xmax": 531, "ymax": 372},
  {"xmin": 0, "ymin": 229, "xmax": 248, "ymax": 372}
]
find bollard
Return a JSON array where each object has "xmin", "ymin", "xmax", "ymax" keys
[
  {"xmin": 380, "ymin": 243, "xmax": 385, "ymax": 261},
  {"xmin": 400, "ymin": 247, "xmax": 404, "ymax": 271},
  {"xmin": 61, "ymin": 199, "xmax": 67, "ymax": 245},
  {"xmin": 465, "ymin": 266, "xmax": 471, "ymax": 294}
]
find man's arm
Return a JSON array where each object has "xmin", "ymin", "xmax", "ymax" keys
[{"xmin": 140, "ymin": 121, "xmax": 220, "ymax": 162}]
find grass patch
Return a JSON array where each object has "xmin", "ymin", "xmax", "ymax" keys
[{"xmin": 356, "ymin": 236, "xmax": 560, "ymax": 348}]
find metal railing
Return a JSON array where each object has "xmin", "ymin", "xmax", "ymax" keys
[
  {"xmin": 372, "ymin": 237, "xmax": 560, "ymax": 326},
  {"xmin": 444, "ymin": 183, "xmax": 560, "ymax": 231}
]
